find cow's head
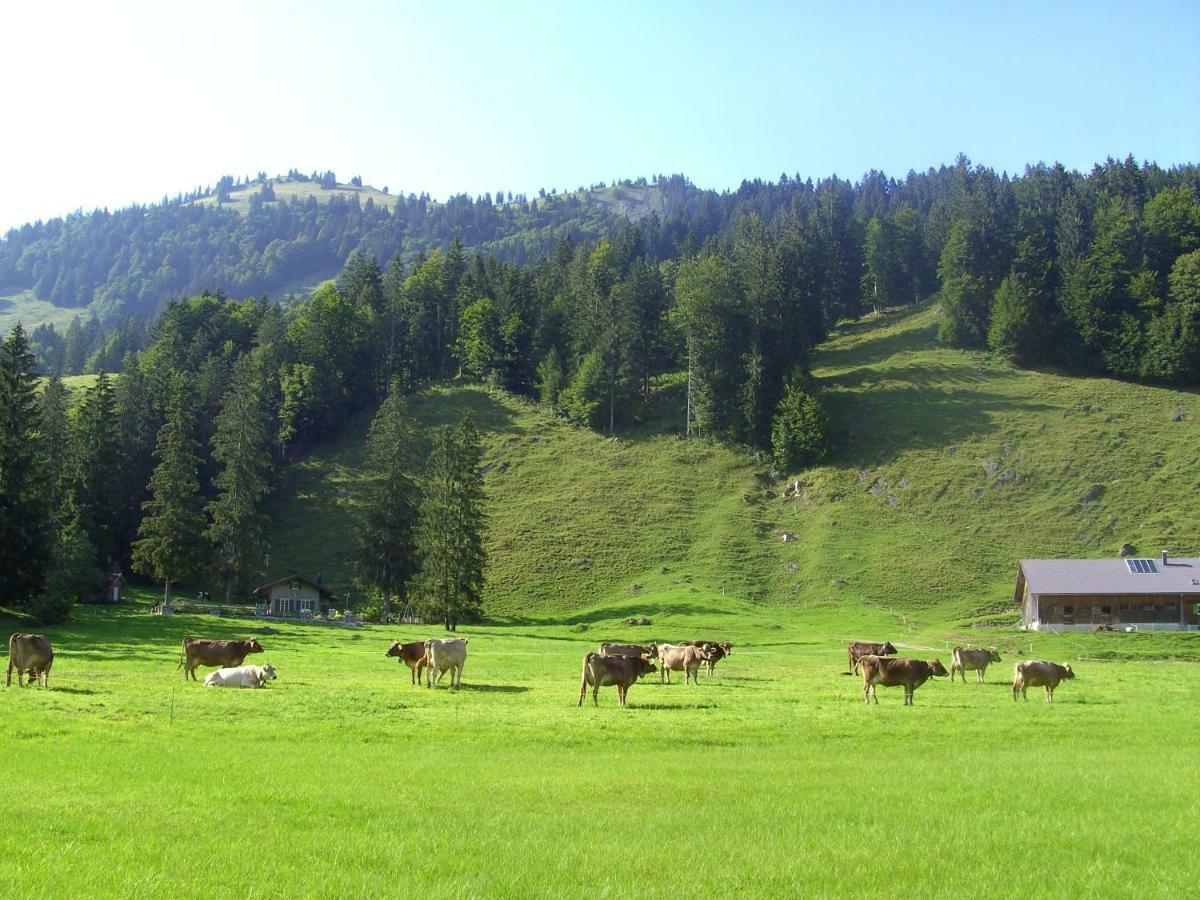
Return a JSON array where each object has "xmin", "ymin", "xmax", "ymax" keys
[
  {"xmin": 247, "ymin": 639, "xmax": 265, "ymax": 654},
  {"xmin": 881, "ymin": 642, "xmax": 898, "ymax": 655},
  {"xmin": 989, "ymin": 649, "xmax": 1002, "ymax": 662},
  {"xmin": 695, "ymin": 645, "xmax": 717, "ymax": 660},
  {"xmin": 637, "ymin": 658, "xmax": 658, "ymax": 676},
  {"xmin": 261, "ymin": 664, "xmax": 277, "ymax": 682},
  {"xmin": 646, "ymin": 642, "xmax": 659, "ymax": 659},
  {"xmin": 930, "ymin": 659, "xmax": 949, "ymax": 677},
  {"xmin": 1062, "ymin": 663, "xmax": 1075, "ymax": 679},
  {"xmin": 386, "ymin": 641, "xmax": 403, "ymax": 658},
  {"xmin": 720, "ymin": 642, "xmax": 733, "ymax": 656}
]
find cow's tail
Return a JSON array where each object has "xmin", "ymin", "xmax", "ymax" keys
[
  {"xmin": 176, "ymin": 636, "xmax": 191, "ymax": 669},
  {"xmin": 579, "ymin": 652, "xmax": 599, "ymax": 705}
]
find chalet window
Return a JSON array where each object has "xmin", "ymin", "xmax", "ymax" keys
[
  {"xmin": 1063, "ymin": 605, "xmax": 1074, "ymax": 615},
  {"xmin": 1101, "ymin": 606, "xmax": 1111, "ymax": 615}
]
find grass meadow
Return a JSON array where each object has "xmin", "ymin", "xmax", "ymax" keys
[{"xmin": 2, "ymin": 601, "xmax": 1197, "ymax": 897}]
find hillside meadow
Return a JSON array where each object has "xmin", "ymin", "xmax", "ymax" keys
[{"xmin": 1, "ymin": 603, "xmax": 1197, "ymax": 897}]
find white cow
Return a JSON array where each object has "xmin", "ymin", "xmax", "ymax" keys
[
  {"xmin": 424, "ymin": 638, "xmax": 468, "ymax": 688},
  {"xmin": 204, "ymin": 663, "xmax": 277, "ymax": 688}
]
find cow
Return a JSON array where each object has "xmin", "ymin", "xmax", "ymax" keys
[
  {"xmin": 204, "ymin": 664, "xmax": 277, "ymax": 688},
  {"xmin": 599, "ymin": 642, "xmax": 658, "ymax": 660},
  {"xmin": 861, "ymin": 655, "xmax": 948, "ymax": 705},
  {"xmin": 425, "ymin": 638, "xmax": 468, "ymax": 688},
  {"xmin": 1012, "ymin": 660, "xmax": 1075, "ymax": 702},
  {"xmin": 578, "ymin": 653, "xmax": 656, "ymax": 707},
  {"xmin": 657, "ymin": 643, "xmax": 714, "ymax": 685},
  {"xmin": 178, "ymin": 637, "xmax": 264, "ymax": 682},
  {"xmin": 848, "ymin": 640, "xmax": 897, "ymax": 674},
  {"xmin": 386, "ymin": 640, "xmax": 429, "ymax": 685},
  {"xmin": 950, "ymin": 647, "xmax": 1002, "ymax": 683},
  {"xmin": 6, "ymin": 634, "xmax": 54, "ymax": 688}
]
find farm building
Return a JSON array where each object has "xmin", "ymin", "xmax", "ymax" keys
[
  {"xmin": 253, "ymin": 576, "xmax": 336, "ymax": 617},
  {"xmin": 1015, "ymin": 551, "xmax": 1200, "ymax": 631}
]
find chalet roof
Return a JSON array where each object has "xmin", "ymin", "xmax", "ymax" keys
[
  {"xmin": 252, "ymin": 575, "xmax": 336, "ymax": 600},
  {"xmin": 1019, "ymin": 557, "xmax": 1200, "ymax": 597}
]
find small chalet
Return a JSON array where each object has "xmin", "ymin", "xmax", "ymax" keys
[
  {"xmin": 1015, "ymin": 550, "xmax": 1200, "ymax": 631},
  {"xmin": 253, "ymin": 576, "xmax": 336, "ymax": 617}
]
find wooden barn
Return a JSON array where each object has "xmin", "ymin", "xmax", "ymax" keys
[
  {"xmin": 253, "ymin": 576, "xmax": 335, "ymax": 617},
  {"xmin": 1015, "ymin": 551, "xmax": 1200, "ymax": 631}
]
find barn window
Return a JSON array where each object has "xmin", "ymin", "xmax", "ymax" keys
[
  {"xmin": 1063, "ymin": 605, "xmax": 1074, "ymax": 615},
  {"xmin": 1101, "ymin": 606, "xmax": 1111, "ymax": 615}
]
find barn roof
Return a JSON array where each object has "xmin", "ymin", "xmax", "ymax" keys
[
  {"xmin": 252, "ymin": 575, "xmax": 336, "ymax": 599},
  {"xmin": 1019, "ymin": 557, "xmax": 1200, "ymax": 596}
]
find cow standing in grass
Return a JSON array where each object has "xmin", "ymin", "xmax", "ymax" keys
[
  {"xmin": 848, "ymin": 641, "xmax": 897, "ymax": 674},
  {"xmin": 386, "ymin": 640, "xmax": 429, "ymax": 685},
  {"xmin": 578, "ymin": 653, "xmax": 656, "ymax": 707},
  {"xmin": 657, "ymin": 644, "xmax": 713, "ymax": 685},
  {"xmin": 425, "ymin": 638, "xmax": 468, "ymax": 688},
  {"xmin": 7, "ymin": 634, "xmax": 54, "ymax": 688},
  {"xmin": 1013, "ymin": 661, "xmax": 1075, "ymax": 702},
  {"xmin": 950, "ymin": 647, "xmax": 1001, "ymax": 683},
  {"xmin": 861, "ymin": 655, "xmax": 948, "ymax": 705},
  {"xmin": 178, "ymin": 637, "xmax": 264, "ymax": 682}
]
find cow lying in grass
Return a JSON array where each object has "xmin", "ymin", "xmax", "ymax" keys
[{"xmin": 204, "ymin": 664, "xmax": 277, "ymax": 688}]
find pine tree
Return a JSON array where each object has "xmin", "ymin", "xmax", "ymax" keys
[
  {"xmin": 38, "ymin": 375, "xmax": 72, "ymax": 525},
  {"xmin": 353, "ymin": 385, "xmax": 422, "ymax": 617},
  {"xmin": 206, "ymin": 353, "xmax": 275, "ymax": 602},
  {"xmin": 0, "ymin": 325, "xmax": 53, "ymax": 605},
  {"xmin": 771, "ymin": 381, "xmax": 831, "ymax": 472},
  {"xmin": 412, "ymin": 414, "xmax": 487, "ymax": 630},
  {"xmin": 132, "ymin": 380, "xmax": 207, "ymax": 602},
  {"xmin": 69, "ymin": 371, "xmax": 121, "ymax": 564}
]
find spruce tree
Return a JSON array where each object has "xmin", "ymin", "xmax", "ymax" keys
[
  {"xmin": 412, "ymin": 414, "xmax": 487, "ymax": 630},
  {"xmin": 0, "ymin": 325, "xmax": 53, "ymax": 605},
  {"xmin": 38, "ymin": 375, "xmax": 72, "ymax": 526},
  {"xmin": 69, "ymin": 371, "xmax": 121, "ymax": 564},
  {"xmin": 353, "ymin": 385, "xmax": 421, "ymax": 617},
  {"xmin": 206, "ymin": 353, "xmax": 274, "ymax": 602},
  {"xmin": 132, "ymin": 380, "xmax": 207, "ymax": 602}
]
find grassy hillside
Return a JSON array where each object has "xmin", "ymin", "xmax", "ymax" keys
[
  {"xmin": 262, "ymin": 302, "xmax": 1198, "ymax": 630},
  {"xmin": 0, "ymin": 287, "xmax": 91, "ymax": 334},
  {"xmin": 192, "ymin": 177, "xmax": 398, "ymax": 215}
]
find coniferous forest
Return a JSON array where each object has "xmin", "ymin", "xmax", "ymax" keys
[{"xmin": 1, "ymin": 154, "xmax": 1199, "ymax": 625}]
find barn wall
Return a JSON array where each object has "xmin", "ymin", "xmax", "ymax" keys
[{"xmin": 1036, "ymin": 594, "xmax": 1200, "ymax": 626}]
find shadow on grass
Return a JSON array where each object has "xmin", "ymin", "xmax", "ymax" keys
[
  {"xmin": 627, "ymin": 702, "xmax": 719, "ymax": 711},
  {"xmin": 457, "ymin": 683, "xmax": 530, "ymax": 694}
]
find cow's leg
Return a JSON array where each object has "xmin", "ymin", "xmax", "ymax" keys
[
  {"xmin": 593, "ymin": 682, "xmax": 600, "ymax": 706},
  {"xmin": 1046, "ymin": 686, "xmax": 1053, "ymax": 703},
  {"xmin": 6, "ymin": 659, "xmax": 13, "ymax": 687}
]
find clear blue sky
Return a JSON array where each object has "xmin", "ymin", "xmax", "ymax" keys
[{"xmin": 1, "ymin": 0, "xmax": 1197, "ymax": 231}]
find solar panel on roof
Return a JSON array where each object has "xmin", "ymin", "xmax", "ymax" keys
[{"xmin": 1126, "ymin": 559, "xmax": 1159, "ymax": 574}]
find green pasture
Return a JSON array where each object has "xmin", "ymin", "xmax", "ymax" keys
[
  {"xmin": 2, "ymin": 603, "xmax": 1197, "ymax": 897},
  {"xmin": 0, "ymin": 288, "xmax": 89, "ymax": 334}
]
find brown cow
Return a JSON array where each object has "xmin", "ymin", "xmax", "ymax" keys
[
  {"xmin": 680, "ymin": 640, "xmax": 733, "ymax": 676},
  {"xmin": 861, "ymin": 655, "xmax": 948, "ymax": 705},
  {"xmin": 178, "ymin": 637, "xmax": 264, "ymax": 682},
  {"xmin": 848, "ymin": 640, "xmax": 897, "ymax": 674},
  {"xmin": 1013, "ymin": 660, "xmax": 1075, "ymax": 702},
  {"xmin": 599, "ymin": 642, "xmax": 658, "ymax": 659},
  {"xmin": 7, "ymin": 634, "xmax": 54, "ymax": 688},
  {"xmin": 386, "ymin": 640, "xmax": 429, "ymax": 685},
  {"xmin": 578, "ymin": 653, "xmax": 656, "ymax": 706},
  {"xmin": 950, "ymin": 647, "xmax": 1002, "ymax": 683},
  {"xmin": 658, "ymin": 643, "xmax": 714, "ymax": 685}
]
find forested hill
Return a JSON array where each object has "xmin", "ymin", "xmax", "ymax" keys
[{"xmin": 6, "ymin": 156, "xmax": 1200, "ymax": 392}]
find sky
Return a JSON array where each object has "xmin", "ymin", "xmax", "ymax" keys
[{"xmin": 1, "ymin": 0, "xmax": 1197, "ymax": 232}]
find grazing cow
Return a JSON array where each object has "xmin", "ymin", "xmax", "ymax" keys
[
  {"xmin": 599, "ymin": 642, "xmax": 658, "ymax": 660},
  {"xmin": 178, "ymin": 637, "xmax": 264, "ymax": 682},
  {"xmin": 204, "ymin": 664, "xmax": 277, "ymax": 688},
  {"xmin": 848, "ymin": 640, "xmax": 898, "ymax": 674},
  {"xmin": 386, "ymin": 640, "xmax": 429, "ymax": 685},
  {"xmin": 950, "ymin": 647, "xmax": 1002, "ymax": 683},
  {"xmin": 861, "ymin": 655, "xmax": 948, "ymax": 705},
  {"xmin": 1013, "ymin": 660, "xmax": 1075, "ymax": 702},
  {"xmin": 425, "ymin": 638, "xmax": 468, "ymax": 688},
  {"xmin": 6, "ymin": 634, "xmax": 54, "ymax": 688},
  {"xmin": 578, "ymin": 653, "xmax": 656, "ymax": 707},
  {"xmin": 657, "ymin": 643, "xmax": 714, "ymax": 685}
]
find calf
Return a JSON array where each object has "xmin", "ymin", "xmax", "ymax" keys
[
  {"xmin": 425, "ymin": 638, "xmax": 468, "ymax": 688},
  {"xmin": 950, "ymin": 647, "xmax": 1002, "ymax": 683},
  {"xmin": 386, "ymin": 640, "xmax": 429, "ymax": 685},
  {"xmin": 178, "ymin": 637, "xmax": 264, "ymax": 682},
  {"xmin": 1013, "ymin": 660, "xmax": 1075, "ymax": 702},
  {"xmin": 204, "ymin": 664, "xmax": 277, "ymax": 688},
  {"xmin": 657, "ymin": 643, "xmax": 713, "ymax": 685},
  {"xmin": 578, "ymin": 653, "xmax": 656, "ymax": 707},
  {"xmin": 861, "ymin": 655, "xmax": 948, "ymax": 705},
  {"xmin": 599, "ymin": 642, "xmax": 658, "ymax": 660},
  {"xmin": 6, "ymin": 634, "xmax": 54, "ymax": 688},
  {"xmin": 848, "ymin": 640, "xmax": 897, "ymax": 674}
]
